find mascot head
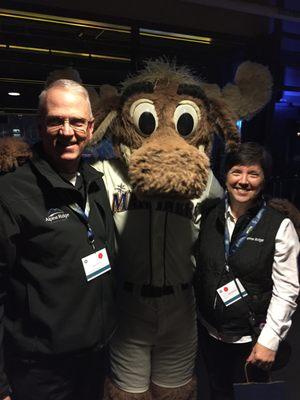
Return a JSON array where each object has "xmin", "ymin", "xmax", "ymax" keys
[{"xmin": 92, "ymin": 60, "xmax": 272, "ymax": 200}]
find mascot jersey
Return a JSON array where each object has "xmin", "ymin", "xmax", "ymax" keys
[{"xmin": 93, "ymin": 158, "xmax": 223, "ymax": 286}]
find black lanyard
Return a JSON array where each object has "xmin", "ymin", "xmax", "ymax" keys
[{"xmin": 224, "ymin": 196, "xmax": 266, "ymax": 265}]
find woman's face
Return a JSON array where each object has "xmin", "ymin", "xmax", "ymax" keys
[{"xmin": 226, "ymin": 164, "xmax": 265, "ymax": 207}]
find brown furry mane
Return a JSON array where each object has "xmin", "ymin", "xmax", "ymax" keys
[{"xmin": 122, "ymin": 59, "xmax": 203, "ymax": 90}]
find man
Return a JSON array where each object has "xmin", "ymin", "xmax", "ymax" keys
[{"xmin": 0, "ymin": 80, "xmax": 116, "ymax": 400}]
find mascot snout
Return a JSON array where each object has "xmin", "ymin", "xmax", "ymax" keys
[{"xmin": 128, "ymin": 134, "xmax": 209, "ymax": 199}]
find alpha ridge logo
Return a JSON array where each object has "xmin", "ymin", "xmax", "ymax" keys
[{"xmin": 45, "ymin": 208, "xmax": 70, "ymax": 223}]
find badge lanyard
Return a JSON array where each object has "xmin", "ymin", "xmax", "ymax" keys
[
  {"xmin": 224, "ymin": 195, "xmax": 266, "ymax": 267},
  {"xmin": 68, "ymin": 202, "xmax": 95, "ymax": 250},
  {"xmin": 68, "ymin": 201, "xmax": 112, "ymax": 282}
]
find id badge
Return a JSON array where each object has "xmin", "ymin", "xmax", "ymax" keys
[
  {"xmin": 81, "ymin": 248, "xmax": 111, "ymax": 282},
  {"xmin": 217, "ymin": 278, "xmax": 248, "ymax": 307}
]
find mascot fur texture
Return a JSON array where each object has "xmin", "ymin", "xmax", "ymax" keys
[{"xmin": 0, "ymin": 137, "xmax": 31, "ymax": 173}]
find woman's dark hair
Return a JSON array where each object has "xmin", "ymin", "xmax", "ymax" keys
[{"xmin": 224, "ymin": 142, "xmax": 272, "ymax": 180}]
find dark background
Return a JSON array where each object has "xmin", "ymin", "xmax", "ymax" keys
[{"xmin": 0, "ymin": 1, "xmax": 299, "ymax": 398}]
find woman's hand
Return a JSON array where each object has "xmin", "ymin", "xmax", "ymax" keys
[{"xmin": 246, "ymin": 342, "xmax": 276, "ymax": 370}]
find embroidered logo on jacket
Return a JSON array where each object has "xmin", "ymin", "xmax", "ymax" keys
[
  {"xmin": 246, "ymin": 237, "xmax": 264, "ymax": 243},
  {"xmin": 45, "ymin": 208, "xmax": 70, "ymax": 223}
]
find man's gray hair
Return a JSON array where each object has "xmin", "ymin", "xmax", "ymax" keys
[{"xmin": 38, "ymin": 79, "xmax": 92, "ymax": 117}]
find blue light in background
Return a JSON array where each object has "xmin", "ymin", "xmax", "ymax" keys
[
  {"xmin": 282, "ymin": 91, "xmax": 300, "ymax": 106},
  {"xmin": 279, "ymin": 67, "xmax": 300, "ymax": 106},
  {"xmin": 236, "ymin": 119, "xmax": 243, "ymax": 132}
]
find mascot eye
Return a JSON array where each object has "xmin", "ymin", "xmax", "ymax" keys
[
  {"xmin": 130, "ymin": 99, "xmax": 158, "ymax": 136},
  {"xmin": 173, "ymin": 101, "xmax": 201, "ymax": 137}
]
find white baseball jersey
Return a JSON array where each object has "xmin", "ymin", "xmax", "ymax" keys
[{"xmin": 92, "ymin": 158, "xmax": 223, "ymax": 286}]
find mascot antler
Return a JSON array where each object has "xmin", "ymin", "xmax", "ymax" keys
[{"xmin": 202, "ymin": 61, "xmax": 273, "ymax": 120}]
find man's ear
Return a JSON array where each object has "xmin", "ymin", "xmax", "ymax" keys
[
  {"xmin": 37, "ymin": 113, "xmax": 46, "ymax": 137},
  {"xmin": 87, "ymin": 119, "xmax": 95, "ymax": 141}
]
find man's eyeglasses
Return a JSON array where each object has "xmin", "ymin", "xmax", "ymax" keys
[{"xmin": 45, "ymin": 117, "xmax": 94, "ymax": 133}]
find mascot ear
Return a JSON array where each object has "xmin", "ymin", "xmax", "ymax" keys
[
  {"xmin": 208, "ymin": 98, "xmax": 240, "ymax": 151},
  {"xmin": 0, "ymin": 137, "xmax": 32, "ymax": 173},
  {"xmin": 90, "ymin": 84, "xmax": 120, "ymax": 145}
]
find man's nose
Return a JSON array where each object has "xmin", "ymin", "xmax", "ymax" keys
[{"xmin": 59, "ymin": 120, "xmax": 73, "ymax": 136}]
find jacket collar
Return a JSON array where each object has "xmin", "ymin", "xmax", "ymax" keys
[
  {"xmin": 30, "ymin": 142, "xmax": 102, "ymax": 190},
  {"xmin": 216, "ymin": 197, "xmax": 264, "ymax": 226}
]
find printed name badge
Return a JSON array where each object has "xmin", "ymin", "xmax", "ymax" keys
[
  {"xmin": 217, "ymin": 278, "xmax": 248, "ymax": 307},
  {"xmin": 81, "ymin": 248, "xmax": 111, "ymax": 282}
]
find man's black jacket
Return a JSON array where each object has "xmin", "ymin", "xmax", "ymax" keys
[{"xmin": 0, "ymin": 145, "xmax": 116, "ymax": 398}]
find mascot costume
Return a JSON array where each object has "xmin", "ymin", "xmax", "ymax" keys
[{"xmin": 90, "ymin": 59, "xmax": 273, "ymax": 400}]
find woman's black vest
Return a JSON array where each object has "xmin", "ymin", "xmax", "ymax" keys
[{"xmin": 195, "ymin": 200, "xmax": 285, "ymax": 337}]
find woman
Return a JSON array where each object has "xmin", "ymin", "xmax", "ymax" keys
[{"xmin": 194, "ymin": 142, "xmax": 299, "ymax": 400}]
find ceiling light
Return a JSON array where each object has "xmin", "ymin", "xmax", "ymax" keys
[
  {"xmin": 8, "ymin": 92, "xmax": 21, "ymax": 96},
  {"xmin": 2, "ymin": 44, "xmax": 130, "ymax": 62},
  {"xmin": 0, "ymin": 8, "xmax": 131, "ymax": 34},
  {"xmin": 140, "ymin": 29, "xmax": 212, "ymax": 44}
]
